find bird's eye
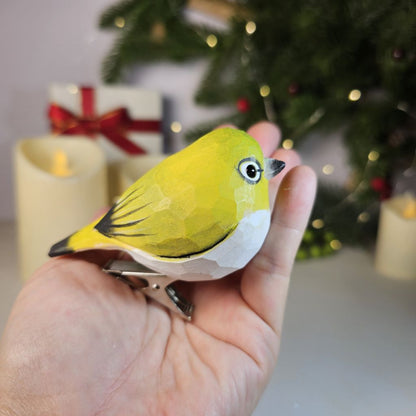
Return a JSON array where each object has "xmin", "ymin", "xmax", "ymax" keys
[{"xmin": 237, "ymin": 158, "xmax": 263, "ymax": 184}]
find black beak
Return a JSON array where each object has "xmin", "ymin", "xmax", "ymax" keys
[{"xmin": 264, "ymin": 158, "xmax": 285, "ymax": 179}]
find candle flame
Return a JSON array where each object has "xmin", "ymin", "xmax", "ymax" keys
[
  {"xmin": 402, "ymin": 199, "xmax": 416, "ymax": 219},
  {"xmin": 51, "ymin": 149, "xmax": 72, "ymax": 177}
]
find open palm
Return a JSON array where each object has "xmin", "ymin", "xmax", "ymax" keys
[{"xmin": 0, "ymin": 123, "xmax": 316, "ymax": 416}]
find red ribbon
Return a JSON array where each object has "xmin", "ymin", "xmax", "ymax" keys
[{"xmin": 48, "ymin": 86, "xmax": 161, "ymax": 155}]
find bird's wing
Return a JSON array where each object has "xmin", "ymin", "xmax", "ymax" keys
[{"xmin": 93, "ymin": 182, "xmax": 237, "ymax": 259}]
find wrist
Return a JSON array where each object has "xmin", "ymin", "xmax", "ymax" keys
[
  {"xmin": 0, "ymin": 365, "xmax": 21, "ymax": 416},
  {"xmin": 0, "ymin": 351, "xmax": 54, "ymax": 416},
  {"xmin": 0, "ymin": 371, "xmax": 53, "ymax": 416},
  {"xmin": 0, "ymin": 405, "xmax": 18, "ymax": 416},
  {"xmin": 0, "ymin": 381, "xmax": 19, "ymax": 416}
]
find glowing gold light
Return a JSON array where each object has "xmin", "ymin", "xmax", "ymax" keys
[
  {"xmin": 312, "ymin": 219, "xmax": 324, "ymax": 229},
  {"xmin": 151, "ymin": 22, "xmax": 167, "ymax": 42},
  {"xmin": 259, "ymin": 85, "xmax": 270, "ymax": 97},
  {"xmin": 282, "ymin": 139, "xmax": 293, "ymax": 150},
  {"xmin": 348, "ymin": 89, "xmax": 361, "ymax": 101},
  {"xmin": 403, "ymin": 199, "xmax": 416, "ymax": 219},
  {"xmin": 245, "ymin": 21, "xmax": 256, "ymax": 35},
  {"xmin": 51, "ymin": 149, "xmax": 72, "ymax": 177},
  {"xmin": 115, "ymin": 17, "xmax": 125, "ymax": 28},
  {"xmin": 206, "ymin": 34, "xmax": 218, "ymax": 48},
  {"xmin": 322, "ymin": 164, "xmax": 334, "ymax": 175},
  {"xmin": 397, "ymin": 101, "xmax": 409, "ymax": 112},
  {"xmin": 357, "ymin": 212, "xmax": 370, "ymax": 223},
  {"xmin": 330, "ymin": 239, "xmax": 342, "ymax": 250},
  {"xmin": 170, "ymin": 121, "xmax": 182, "ymax": 133},
  {"xmin": 368, "ymin": 150, "xmax": 380, "ymax": 162}
]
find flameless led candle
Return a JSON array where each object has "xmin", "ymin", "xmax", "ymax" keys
[
  {"xmin": 14, "ymin": 136, "xmax": 108, "ymax": 280},
  {"xmin": 375, "ymin": 193, "xmax": 416, "ymax": 280}
]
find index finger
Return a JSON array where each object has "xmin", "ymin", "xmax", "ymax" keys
[{"xmin": 247, "ymin": 121, "xmax": 282, "ymax": 156}]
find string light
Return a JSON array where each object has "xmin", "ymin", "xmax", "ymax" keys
[
  {"xmin": 348, "ymin": 89, "xmax": 361, "ymax": 101},
  {"xmin": 245, "ymin": 21, "xmax": 256, "ymax": 35},
  {"xmin": 170, "ymin": 121, "xmax": 182, "ymax": 133},
  {"xmin": 330, "ymin": 239, "xmax": 342, "ymax": 250},
  {"xmin": 322, "ymin": 164, "xmax": 334, "ymax": 175},
  {"xmin": 206, "ymin": 34, "xmax": 218, "ymax": 48},
  {"xmin": 114, "ymin": 17, "xmax": 125, "ymax": 28},
  {"xmin": 282, "ymin": 139, "xmax": 293, "ymax": 150},
  {"xmin": 397, "ymin": 101, "xmax": 409, "ymax": 112},
  {"xmin": 357, "ymin": 212, "xmax": 370, "ymax": 223},
  {"xmin": 151, "ymin": 22, "xmax": 167, "ymax": 42},
  {"xmin": 312, "ymin": 219, "xmax": 325, "ymax": 229},
  {"xmin": 368, "ymin": 150, "xmax": 380, "ymax": 162},
  {"xmin": 259, "ymin": 85, "xmax": 271, "ymax": 97}
]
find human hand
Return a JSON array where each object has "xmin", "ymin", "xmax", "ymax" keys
[{"xmin": 0, "ymin": 122, "xmax": 316, "ymax": 416}]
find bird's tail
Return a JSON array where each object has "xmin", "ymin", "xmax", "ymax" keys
[{"xmin": 48, "ymin": 218, "xmax": 113, "ymax": 257}]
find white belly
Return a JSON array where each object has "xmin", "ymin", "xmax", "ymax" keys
[{"xmin": 127, "ymin": 209, "xmax": 271, "ymax": 281}]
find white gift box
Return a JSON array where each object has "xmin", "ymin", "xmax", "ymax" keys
[{"xmin": 48, "ymin": 83, "xmax": 163, "ymax": 161}]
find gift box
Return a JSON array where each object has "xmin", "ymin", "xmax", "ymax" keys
[{"xmin": 48, "ymin": 83, "xmax": 163, "ymax": 161}]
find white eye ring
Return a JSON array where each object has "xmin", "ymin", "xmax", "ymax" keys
[{"xmin": 238, "ymin": 158, "xmax": 263, "ymax": 184}]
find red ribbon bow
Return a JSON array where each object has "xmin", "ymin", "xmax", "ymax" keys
[{"xmin": 48, "ymin": 87, "xmax": 161, "ymax": 155}]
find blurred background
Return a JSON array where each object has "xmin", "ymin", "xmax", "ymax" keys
[{"xmin": 1, "ymin": 0, "xmax": 416, "ymax": 414}]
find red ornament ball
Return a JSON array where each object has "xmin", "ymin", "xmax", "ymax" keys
[
  {"xmin": 370, "ymin": 177, "xmax": 387, "ymax": 192},
  {"xmin": 370, "ymin": 177, "xmax": 391, "ymax": 200},
  {"xmin": 236, "ymin": 97, "xmax": 250, "ymax": 113}
]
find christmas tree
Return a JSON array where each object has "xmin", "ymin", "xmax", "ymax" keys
[{"xmin": 99, "ymin": 0, "xmax": 416, "ymax": 258}]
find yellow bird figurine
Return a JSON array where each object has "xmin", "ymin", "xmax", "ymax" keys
[{"xmin": 49, "ymin": 128, "xmax": 285, "ymax": 319}]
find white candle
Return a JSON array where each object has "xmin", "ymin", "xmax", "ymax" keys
[
  {"xmin": 14, "ymin": 136, "xmax": 108, "ymax": 280},
  {"xmin": 375, "ymin": 193, "xmax": 416, "ymax": 280}
]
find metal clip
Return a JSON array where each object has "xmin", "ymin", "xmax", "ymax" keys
[{"xmin": 103, "ymin": 259, "xmax": 194, "ymax": 321}]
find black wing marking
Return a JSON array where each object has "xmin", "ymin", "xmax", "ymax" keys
[{"xmin": 95, "ymin": 186, "xmax": 152, "ymax": 238}]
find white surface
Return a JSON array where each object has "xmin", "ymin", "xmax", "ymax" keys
[
  {"xmin": 254, "ymin": 248, "xmax": 416, "ymax": 416},
  {"xmin": 1, "ymin": 221, "xmax": 415, "ymax": 414}
]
